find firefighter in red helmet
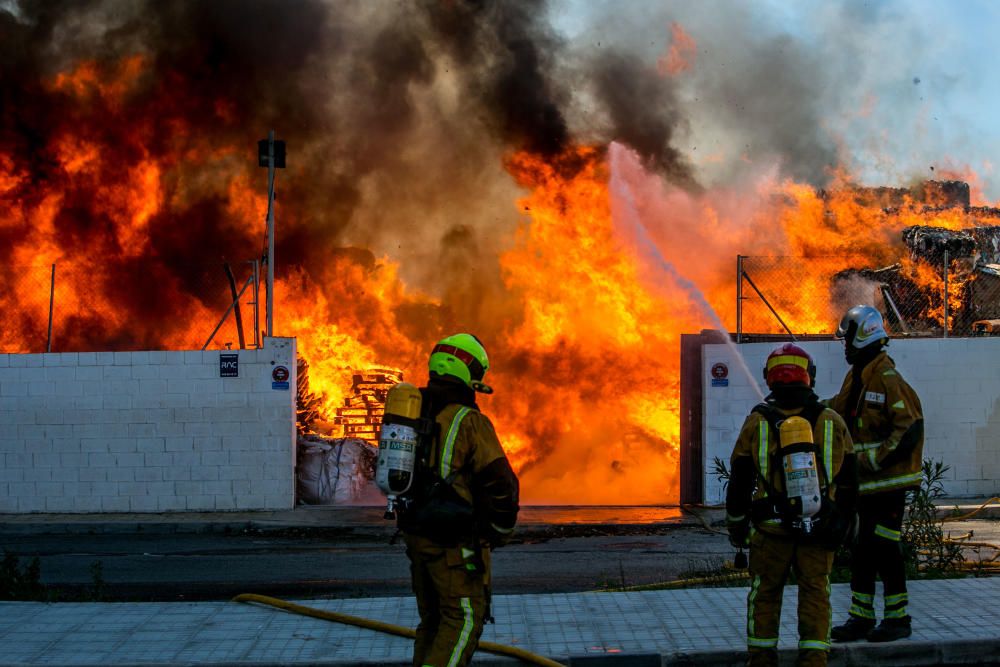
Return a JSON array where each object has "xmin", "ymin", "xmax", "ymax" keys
[{"xmin": 727, "ymin": 343, "xmax": 857, "ymax": 667}]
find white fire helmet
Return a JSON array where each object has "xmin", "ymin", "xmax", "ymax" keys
[{"xmin": 835, "ymin": 305, "xmax": 888, "ymax": 350}]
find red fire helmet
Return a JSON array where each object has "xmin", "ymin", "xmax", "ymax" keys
[{"xmin": 763, "ymin": 343, "xmax": 816, "ymax": 388}]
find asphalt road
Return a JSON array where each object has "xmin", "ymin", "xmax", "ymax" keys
[
  {"xmin": 0, "ymin": 524, "xmax": 734, "ymax": 601},
  {"xmin": 4, "ymin": 506, "xmax": 995, "ymax": 603}
]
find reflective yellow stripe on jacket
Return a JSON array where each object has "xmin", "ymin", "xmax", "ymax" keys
[
  {"xmin": 823, "ymin": 419, "xmax": 833, "ymax": 483},
  {"xmin": 758, "ymin": 420, "xmax": 769, "ymax": 497},
  {"xmin": 440, "ymin": 407, "xmax": 472, "ymax": 479}
]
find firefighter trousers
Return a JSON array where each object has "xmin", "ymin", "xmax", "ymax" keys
[
  {"xmin": 848, "ymin": 489, "xmax": 908, "ymax": 622},
  {"xmin": 405, "ymin": 534, "xmax": 490, "ymax": 667},
  {"xmin": 747, "ymin": 531, "xmax": 834, "ymax": 667}
]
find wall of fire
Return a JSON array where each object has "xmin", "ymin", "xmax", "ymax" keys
[
  {"xmin": 0, "ymin": 337, "xmax": 297, "ymax": 513},
  {"xmin": 699, "ymin": 339, "xmax": 1000, "ymax": 504}
]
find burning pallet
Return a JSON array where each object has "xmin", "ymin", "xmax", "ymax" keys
[{"xmin": 334, "ymin": 367, "xmax": 403, "ymax": 443}]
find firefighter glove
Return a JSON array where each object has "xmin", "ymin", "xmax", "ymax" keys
[{"xmin": 728, "ymin": 520, "xmax": 750, "ymax": 548}]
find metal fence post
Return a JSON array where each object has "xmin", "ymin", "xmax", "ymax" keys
[
  {"xmin": 252, "ymin": 259, "xmax": 260, "ymax": 349},
  {"xmin": 736, "ymin": 255, "xmax": 744, "ymax": 343},
  {"xmin": 943, "ymin": 249, "xmax": 949, "ymax": 338},
  {"xmin": 46, "ymin": 263, "xmax": 55, "ymax": 353}
]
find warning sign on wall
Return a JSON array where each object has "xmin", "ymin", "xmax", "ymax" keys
[
  {"xmin": 710, "ymin": 362, "xmax": 729, "ymax": 387},
  {"xmin": 272, "ymin": 365, "xmax": 290, "ymax": 390}
]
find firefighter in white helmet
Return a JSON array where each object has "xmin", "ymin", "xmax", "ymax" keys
[
  {"xmin": 397, "ymin": 333, "xmax": 519, "ymax": 667},
  {"xmin": 728, "ymin": 343, "xmax": 857, "ymax": 667},
  {"xmin": 828, "ymin": 305, "xmax": 924, "ymax": 643}
]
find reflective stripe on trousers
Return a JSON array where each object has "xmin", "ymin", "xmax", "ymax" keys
[
  {"xmin": 859, "ymin": 472, "xmax": 921, "ymax": 494},
  {"xmin": 747, "ymin": 532, "xmax": 833, "ymax": 656}
]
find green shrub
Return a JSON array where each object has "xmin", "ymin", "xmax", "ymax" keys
[
  {"xmin": 901, "ymin": 459, "xmax": 965, "ymax": 577},
  {"xmin": 0, "ymin": 552, "xmax": 46, "ymax": 601}
]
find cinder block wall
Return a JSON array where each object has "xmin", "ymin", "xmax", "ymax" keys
[
  {"xmin": 0, "ymin": 337, "xmax": 297, "ymax": 513},
  {"xmin": 702, "ymin": 338, "xmax": 1000, "ymax": 504}
]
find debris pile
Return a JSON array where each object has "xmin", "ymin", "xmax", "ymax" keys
[
  {"xmin": 829, "ymin": 181, "xmax": 1000, "ymax": 335},
  {"xmin": 294, "ymin": 366, "xmax": 404, "ymax": 505},
  {"xmin": 902, "ymin": 226, "xmax": 977, "ymax": 265},
  {"xmin": 296, "ymin": 435, "xmax": 381, "ymax": 505},
  {"xmin": 838, "ymin": 179, "xmax": 971, "ymax": 211}
]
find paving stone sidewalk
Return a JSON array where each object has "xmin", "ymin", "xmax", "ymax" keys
[{"xmin": 1, "ymin": 578, "xmax": 998, "ymax": 666}]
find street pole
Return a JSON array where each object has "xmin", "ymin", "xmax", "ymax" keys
[
  {"xmin": 266, "ymin": 130, "xmax": 275, "ymax": 339},
  {"xmin": 258, "ymin": 131, "xmax": 285, "ymax": 340}
]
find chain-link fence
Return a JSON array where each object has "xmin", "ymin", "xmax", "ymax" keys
[
  {"xmin": 737, "ymin": 254, "xmax": 1000, "ymax": 339},
  {"xmin": 0, "ymin": 260, "xmax": 260, "ymax": 354}
]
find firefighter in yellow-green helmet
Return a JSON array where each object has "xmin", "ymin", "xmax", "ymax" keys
[{"xmin": 401, "ymin": 333, "xmax": 519, "ymax": 667}]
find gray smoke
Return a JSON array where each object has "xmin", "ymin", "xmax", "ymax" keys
[
  {"xmin": 558, "ymin": 0, "xmax": 958, "ymax": 189},
  {"xmin": 0, "ymin": 0, "xmax": 945, "ymax": 352}
]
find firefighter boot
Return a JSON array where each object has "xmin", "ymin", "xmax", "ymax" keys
[
  {"xmin": 747, "ymin": 648, "xmax": 778, "ymax": 667},
  {"xmin": 866, "ymin": 617, "xmax": 911, "ymax": 642},
  {"xmin": 830, "ymin": 617, "xmax": 875, "ymax": 642}
]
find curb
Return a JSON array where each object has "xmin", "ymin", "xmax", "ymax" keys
[
  {"xmin": 0, "ymin": 499, "xmax": 991, "ymax": 536},
  {"xmin": 11, "ymin": 639, "xmax": 999, "ymax": 667},
  {"xmin": 0, "ymin": 519, "xmax": 695, "ymax": 538}
]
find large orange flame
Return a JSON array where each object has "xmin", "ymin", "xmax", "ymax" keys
[{"xmin": 3, "ymin": 55, "xmax": 998, "ymax": 505}]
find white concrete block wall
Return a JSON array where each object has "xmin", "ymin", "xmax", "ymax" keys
[
  {"xmin": 702, "ymin": 338, "xmax": 1000, "ymax": 504},
  {"xmin": 0, "ymin": 337, "xmax": 297, "ymax": 513}
]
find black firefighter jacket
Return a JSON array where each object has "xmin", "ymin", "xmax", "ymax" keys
[{"xmin": 827, "ymin": 351, "xmax": 924, "ymax": 495}]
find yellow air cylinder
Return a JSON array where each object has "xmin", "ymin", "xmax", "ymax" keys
[
  {"xmin": 376, "ymin": 383, "xmax": 424, "ymax": 508},
  {"xmin": 384, "ymin": 382, "xmax": 422, "ymax": 421},
  {"xmin": 779, "ymin": 416, "xmax": 813, "ymax": 447},
  {"xmin": 778, "ymin": 415, "xmax": 822, "ymax": 525}
]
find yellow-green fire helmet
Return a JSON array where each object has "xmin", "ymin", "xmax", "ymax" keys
[{"xmin": 428, "ymin": 333, "xmax": 492, "ymax": 393}]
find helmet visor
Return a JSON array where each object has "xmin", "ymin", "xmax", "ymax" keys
[
  {"xmin": 431, "ymin": 343, "xmax": 485, "ymax": 381},
  {"xmin": 765, "ymin": 353, "xmax": 811, "ymax": 387}
]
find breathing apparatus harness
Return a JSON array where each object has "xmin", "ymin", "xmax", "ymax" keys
[
  {"xmin": 750, "ymin": 398, "xmax": 834, "ymax": 539},
  {"xmin": 377, "ymin": 380, "xmax": 481, "ymax": 547}
]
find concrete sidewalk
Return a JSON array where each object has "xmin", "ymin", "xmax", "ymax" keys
[
  {"xmin": 1, "ymin": 578, "xmax": 998, "ymax": 666},
  {"xmin": 1, "ymin": 501, "xmax": 998, "ymax": 665}
]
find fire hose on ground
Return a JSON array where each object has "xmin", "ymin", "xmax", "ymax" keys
[
  {"xmin": 232, "ymin": 593, "xmax": 567, "ymax": 667},
  {"xmin": 937, "ymin": 496, "xmax": 1000, "ymax": 572},
  {"xmin": 234, "ymin": 501, "xmax": 1000, "ymax": 664}
]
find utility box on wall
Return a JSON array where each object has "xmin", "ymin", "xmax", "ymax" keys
[{"xmin": 0, "ymin": 337, "xmax": 297, "ymax": 513}]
